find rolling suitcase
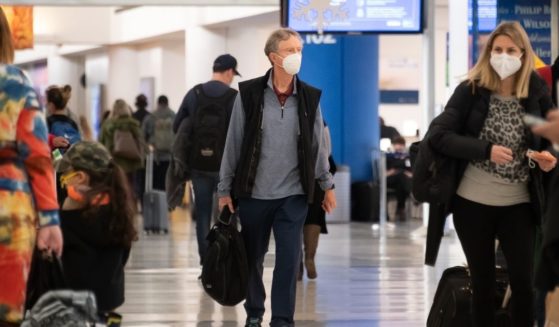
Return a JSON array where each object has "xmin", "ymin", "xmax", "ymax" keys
[
  {"xmin": 427, "ymin": 265, "xmax": 511, "ymax": 327},
  {"xmin": 143, "ymin": 150, "xmax": 169, "ymax": 234},
  {"xmin": 427, "ymin": 266, "xmax": 475, "ymax": 327}
]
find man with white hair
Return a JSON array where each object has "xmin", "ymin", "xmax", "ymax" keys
[{"xmin": 218, "ymin": 28, "xmax": 336, "ymax": 327}]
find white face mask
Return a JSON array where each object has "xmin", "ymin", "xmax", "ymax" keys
[
  {"xmin": 490, "ymin": 52, "xmax": 522, "ymax": 80},
  {"xmin": 278, "ymin": 53, "xmax": 302, "ymax": 75}
]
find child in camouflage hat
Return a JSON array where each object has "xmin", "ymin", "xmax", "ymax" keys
[{"xmin": 56, "ymin": 141, "xmax": 137, "ymax": 326}]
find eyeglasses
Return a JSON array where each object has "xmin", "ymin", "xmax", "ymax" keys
[{"xmin": 60, "ymin": 171, "xmax": 79, "ymax": 188}]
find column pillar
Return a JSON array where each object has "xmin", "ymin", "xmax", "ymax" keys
[
  {"xmin": 184, "ymin": 27, "xmax": 227, "ymax": 89},
  {"xmin": 47, "ymin": 51, "xmax": 85, "ymax": 117},
  {"xmin": 107, "ymin": 45, "xmax": 139, "ymax": 109}
]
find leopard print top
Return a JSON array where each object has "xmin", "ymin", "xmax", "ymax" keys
[{"xmin": 472, "ymin": 94, "xmax": 530, "ymax": 183}]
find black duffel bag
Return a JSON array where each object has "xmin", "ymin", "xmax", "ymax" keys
[{"xmin": 201, "ymin": 207, "xmax": 248, "ymax": 306}]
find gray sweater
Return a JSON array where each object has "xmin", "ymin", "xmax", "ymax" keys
[
  {"xmin": 218, "ymin": 74, "xmax": 333, "ymax": 200},
  {"xmin": 142, "ymin": 105, "xmax": 176, "ymax": 162}
]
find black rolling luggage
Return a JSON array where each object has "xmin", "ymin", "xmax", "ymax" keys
[
  {"xmin": 427, "ymin": 266, "xmax": 474, "ymax": 327},
  {"xmin": 427, "ymin": 266, "xmax": 511, "ymax": 327}
]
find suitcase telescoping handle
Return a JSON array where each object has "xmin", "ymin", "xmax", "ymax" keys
[
  {"xmin": 145, "ymin": 149, "xmax": 154, "ymax": 193},
  {"xmin": 502, "ymin": 285, "xmax": 511, "ymax": 309}
]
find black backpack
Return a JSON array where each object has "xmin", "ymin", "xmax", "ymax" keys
[
  {"xmin": 410, "ymin": 134, "xmax": 459, "ymax": 204},
  {"xmin": 190, "ymin": 85, "xmax": 237, "ymax": 171},
  {"xmin": 201, "ymin": 207, "xmax": 248, "ymax": 306},
  {"xmin": 410, "ymin": 94, "xmax": 474, "ymax": 205}
]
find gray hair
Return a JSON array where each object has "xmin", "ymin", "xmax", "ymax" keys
[{"xmin": 264, "ymin": 28, "xmax": 302, "ymax": 57}]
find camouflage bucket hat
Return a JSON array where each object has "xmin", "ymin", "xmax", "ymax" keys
[{"xmin": 56, "ymin": 141, "xmax": 112, "ymax": 174}]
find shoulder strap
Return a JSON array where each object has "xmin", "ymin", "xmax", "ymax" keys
[
  {"xmin": 194, "ymin": 83, "xmax": 204, "ymax": 98},
  {"xmin": 47, "ymin": 115, "xmax": 54, "ymax": 129},
  {"xmin": 195, "ymin": 84, "xmax": 237, "ymax": 109}
]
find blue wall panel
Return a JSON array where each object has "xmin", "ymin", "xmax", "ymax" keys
[
  {"xmin": 300, "ymin": 34, "xmax": 379, "ymax": 182},
  {"xmin": 342, "ymin": 35, "xmax": 379, "ymax": 181},
  {"xmin": 299, "ymin": 35, "xmax": 343, "ymax": 166}
]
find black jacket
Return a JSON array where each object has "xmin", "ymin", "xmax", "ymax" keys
[
  {"xmin": 132, "ymin": 108, "xmax": 150, "ymax": 125},
  {"xmin": 60, "ymin": 205, "xmax": 130, "ymax": 311},
  {"xmin": 233, "ymin": 69, "xmax": 321, "ymax": 202},
  {"xmin": 534, "ymin": 58, "xmax": 559, "ymax": 292},
  {"xmin": 536, "ymin": 169, "xmax": 559, "ymax": 291},
  {"xmin": 424, "ymin": 72, "xmax": 553, "ymax": 265}
]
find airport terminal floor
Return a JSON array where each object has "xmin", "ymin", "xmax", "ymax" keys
[{"xmin": 120, "ymin": 207, "xmax": 466, "ymax": 326}]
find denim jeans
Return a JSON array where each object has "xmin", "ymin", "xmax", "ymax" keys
[
  {"xmin": 239, "ymin": 195, "xmax": 307, "ymax": 327},
  {"xmin": 191, "ymin": 170, "xmax": 219, "ymax": 265}
]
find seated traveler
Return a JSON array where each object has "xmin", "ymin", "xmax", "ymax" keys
[{"xmin": 386, "ymin": 136, "xmax": 412, "ymax": 221}]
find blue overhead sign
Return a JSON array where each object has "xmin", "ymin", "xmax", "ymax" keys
[
  {"xmin": 284, "ymin": 0, "xmax": 423, "ymax": 34},
  {"xmin": 498, "ymin": 0, "xmax": 552, "ymax": 63},
  {"xmin": 469, "ymin": 0, "xmax": 497, "ymax": 32}
]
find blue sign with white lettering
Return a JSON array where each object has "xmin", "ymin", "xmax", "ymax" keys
[
  {"xmin": 469, "ymin": 0, "xmax": 497, "ymax": 32},
  {"xmin": 497, "ymin": 0, "xmax": 552, "ymax": 63},
  {"xmin": 286, "ymin": 0, "xmax": 422, "ymax": 33}
]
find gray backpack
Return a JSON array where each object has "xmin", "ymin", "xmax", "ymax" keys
[
  {"xmin": 22, "ymin": 290, "xmax": 99, "ymax": 327},
  {"xmin": 153, "ymin": 116, "xmax": 174, "ymax": 152}
]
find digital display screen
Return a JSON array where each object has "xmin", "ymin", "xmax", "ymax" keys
[
  {"xmin": 283, "ymin": 0, "xmax": 423, "ymax": 34},
  {"xmin": 468, "ymin": 0, "xmax": 497, "ymax": 32}
]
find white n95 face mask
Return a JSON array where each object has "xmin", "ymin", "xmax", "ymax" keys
[
  {"xmin": 280, "ymin": 53, "xmax": 302, "ymax": 75},
  {"xmin": 490, "ymin": 52, "xmax": 522, "ymax": 80}
]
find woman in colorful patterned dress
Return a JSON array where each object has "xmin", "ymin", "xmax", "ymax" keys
[{"xmin": 0, "ymin": 7, "xmax": 63, "ymax": 326}]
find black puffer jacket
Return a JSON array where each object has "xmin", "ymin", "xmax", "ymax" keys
[{"xmin": 429, "ymin": 72, "xmax": 553, "ymax": 220}]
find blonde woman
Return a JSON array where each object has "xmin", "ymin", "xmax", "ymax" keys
[
  {"xmin": 99, "ymin": 99, "xmax": 143, "ymax": 195},
  {"xmin": 428, "ymin": 21, "xmax": 556, "ymax": 326},
  {"xmin": 0, "ymin": 7, "xmax": 63, "ymax": 326}
]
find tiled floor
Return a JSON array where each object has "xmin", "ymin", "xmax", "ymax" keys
[{"xmin": 120, "ymin": 208, "xmax": 466, "ymax": 326}]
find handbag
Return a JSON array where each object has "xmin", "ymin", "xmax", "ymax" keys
[
  {"xmin": 112, "ymin": 129, "xmax": 143, "ymax": 160},
  {"xmin": 201, "ymin": 207, "xmax": 249, "ymax": 306},
  {"xmin": 25, "ymin": 248, "xmax": 67, "ymax": 311}
]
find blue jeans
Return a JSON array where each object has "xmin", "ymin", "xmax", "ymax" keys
[
  {"xmin": 191, "ymin": 171, "xmax": 219, "ymax": 265},
  {"xmin": 239, "ymin": 195, "xmax": 307, "ymax": 327}
]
